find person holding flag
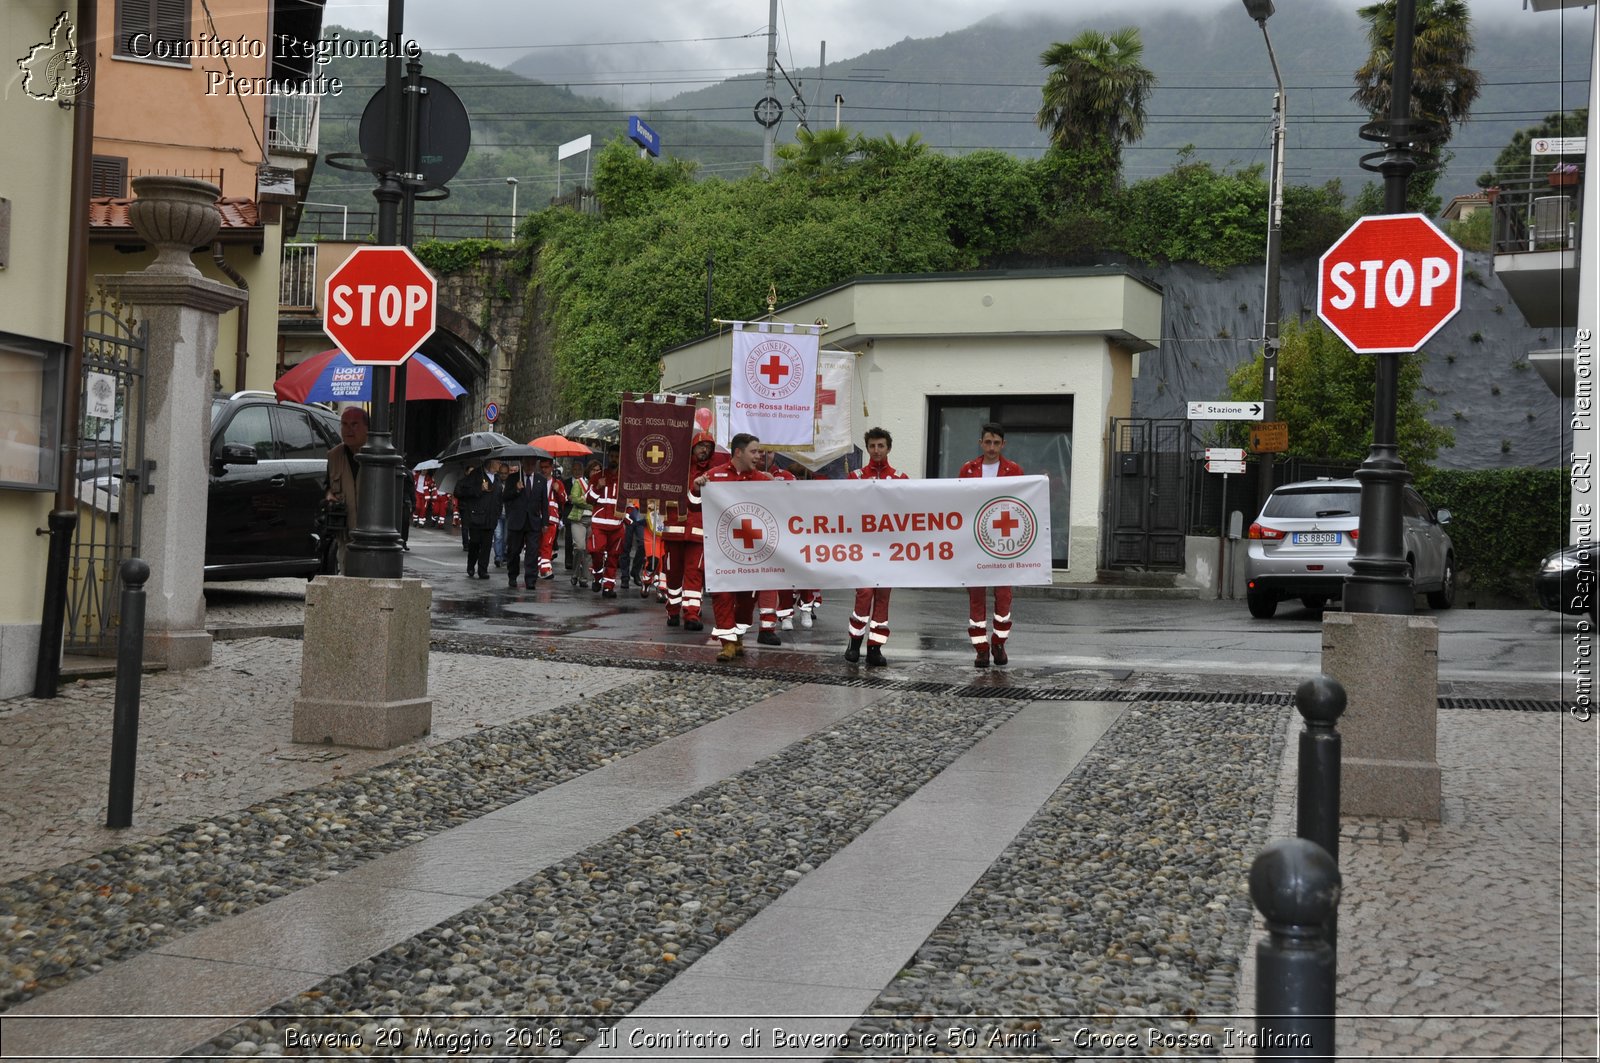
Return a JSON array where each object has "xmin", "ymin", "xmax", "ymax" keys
[
  {"xmin": 845, "ymin": 427, "xmax": 908, "ymax": 667},
  {"xmin": 958, "ymin": 422, "xmax": 1025, "ymax": 667},
  {"xmin": 704, "ymin": 433, "xmax": 771, "ymax": 661}
]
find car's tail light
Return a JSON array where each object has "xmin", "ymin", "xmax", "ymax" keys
[
  {"xmin": 1248, "ymin": 522, "xmax": 1285, "ymax": 541},
  {"xmin": 1348, "ymin": 529, "xmax": 1359, "ymax": 541}
]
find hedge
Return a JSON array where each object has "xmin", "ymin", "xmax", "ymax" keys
[{"xmin": 1413, "ymin": 466, "xmax": 1568, "ymax": 603}]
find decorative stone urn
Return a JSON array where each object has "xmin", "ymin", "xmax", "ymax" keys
[{"xmin": 127, "ymin": 175, "xmax": 222, "ymax": 276}]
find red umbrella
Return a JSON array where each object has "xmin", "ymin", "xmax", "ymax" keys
[
  {"xmin": 272, "ymin": 350, "xmax": 467, "ymax": 403},
  {"xmin": 529, "ymin": 434, "xmax": 592, "ymax": 457}
]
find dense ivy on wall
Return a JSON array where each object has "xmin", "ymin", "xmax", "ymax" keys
[{"xmin": 520, "ymin": 135, "xmax": 1355, "ymax": 416}]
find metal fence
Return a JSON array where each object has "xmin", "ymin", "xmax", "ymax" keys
[
  {"xmin": 280, "ymin": 243, "xmax": 317, "ymax": 309},
  {"xmin": 66, "ymin": 291, "xmax": 148, "ymax": 656},
  {"xmin": 266, "ymin": 93, "xmax": 320, "ymax": 154},
  {"xmin": 1487, "ymin": 173, "xmax": 1584, "ymax": 254},
  {"xmin": 297, "ymin": 209, "xmax": 518, "ymax": 242}
]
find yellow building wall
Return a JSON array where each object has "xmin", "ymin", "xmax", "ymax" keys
[{"xmin": 1, "ymin": 3, "xmax": 75, "ymax": 679}]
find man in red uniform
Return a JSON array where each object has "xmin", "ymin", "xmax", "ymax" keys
[
  {"xmin": 755, "ymin": 449, "xmax": 797, "ymax": 645},
  {"xmin": 958, "ymin": 422, "xmax": 1025, "ymax": 667},
  {"xmin": 587, "ymin": 452, "xmax": 624, "ymax": 597},
  {"xmin": 705, "ymin": 433, "xmax": 771, "ymax": 661},
  {"xmin": 535, "ymin": 456, "xmax": 567, "ymax": 579},
  {"xmin": 662, "ymin": 430, "xmax": 721, "ymax": 632},
  {"xmin": 846, "ymin": 427, "xmax": 908, "ymax": 668}
]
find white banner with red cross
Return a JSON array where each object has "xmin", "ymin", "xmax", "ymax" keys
[
  {"xmin": 702, "ymin": 476, "xmax": 1053, "ymax": 591},
  {"xmin": 728, "ymin": 321, "xmax": 821, "ymax": 445}
]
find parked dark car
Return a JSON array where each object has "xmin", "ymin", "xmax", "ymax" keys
[
  {"xmin": 1535, "ymin": 543, "xmax": 1596, "ymax": 622},
  {"xmin": 205, "ymin": 392, "xmax": 342, "ymax": 581}
]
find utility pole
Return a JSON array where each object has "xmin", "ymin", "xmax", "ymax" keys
[
  {"xmin": 762, "ymin": 0, "xmax": 778, "ymax": 174},
  {"xmin": 1242, "ymin": 0, "xmax": 1285, "ymax": 516}
]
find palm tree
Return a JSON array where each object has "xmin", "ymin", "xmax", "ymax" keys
[
  {"xmin": 775, "ymin": 126, "xmax": 857, "ymax": 180},
  {"xmin": 1035, "ymin": 27, "xmax": 1156, "ymax": 167},
  {"xmin": 1352, "ymin": 0, "xmax": 1481, "ymax": 159}
]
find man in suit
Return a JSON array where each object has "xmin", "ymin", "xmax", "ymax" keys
[
  {"xmin": 500, "ymin": 459, "xmax": 548, "ymax": 589},
  {"xmin": 455, "ymin": 460, "xmax": 502, "ymax": 579}
]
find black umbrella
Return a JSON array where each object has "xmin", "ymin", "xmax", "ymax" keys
[
  {"xmin": 486, "ymin": 443, "xmax": 553, "ymax": 463},
  {"xmin": 556, "ymin": 418, "xmax": 620, "ymax": 444},
  {"xmin": 435, "ymin": 431, "xmax": 518, "ymax": 464}
]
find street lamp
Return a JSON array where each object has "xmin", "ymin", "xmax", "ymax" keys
[
  {"xmin": 1242, "ymin": 0, "xmax": 1284, "ymax": 516},
  {"xmin": 506, "ymin": 177, "xmax": 518, "ymax": 239}
]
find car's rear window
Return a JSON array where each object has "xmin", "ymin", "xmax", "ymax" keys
[{"xmin": 1264, "ymin": 489, "xmax": 1360, "ymax": 519}]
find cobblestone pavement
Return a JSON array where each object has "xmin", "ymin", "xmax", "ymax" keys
[{"xmin": 0, "ymin": 576, "xmax": 1591, "ymax": 1060}]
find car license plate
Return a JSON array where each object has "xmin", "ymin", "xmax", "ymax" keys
[{"xmin": 1293, "ymin": 532, "xmax": 1341, "ymax": 545}]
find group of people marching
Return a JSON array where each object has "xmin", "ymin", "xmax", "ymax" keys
[{"xmin": 442, "ymin": 422, "xmax": 1022, "ymax": 671}]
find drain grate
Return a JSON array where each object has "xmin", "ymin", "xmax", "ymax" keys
[{"xmin": 430, "ymin": 635, "xmax": 1568, "ymax": 712}]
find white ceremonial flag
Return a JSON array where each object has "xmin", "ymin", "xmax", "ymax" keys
[
  {"xmin": 728, "ymin": 322, "xmax": 820, "ymax": 446},
  {"xmin": 714, "ymin": 395, "xmax": 731, "ymax": 451},
  {"xmin": 703, "ymin": 476, "xmax": 1053, "ymax": 591},
  {"xmin": 775, "ymin": 350, "xmax": 855, "ymax": 470}
]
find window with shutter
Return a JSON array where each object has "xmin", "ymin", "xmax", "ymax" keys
[
  {"xmin": 90, "ymin": 156, "xmax": 129, "ymax": 198},
  {"xmin": 115, "ymin": 0, "xmax": 191, "ymax": 63}
]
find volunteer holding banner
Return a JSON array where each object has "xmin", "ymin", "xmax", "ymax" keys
[
  {"xmin": 844, "ymin": 428, "xmax": 909, "ymax": 667},
  {"xmin": 959, "ymin": 423, "xmax": 1026, "ymax": 668},
  {"xmin": 703, "ymin": 433, "xmax": 772, "ymax": 662}
]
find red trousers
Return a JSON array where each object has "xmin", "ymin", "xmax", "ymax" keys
[
  {"xmin": 589, "ymin": 522, "xmax": 623, "ymax": 589},
  {"xmin": 849, "ymin": 588, "xmax": 892, "ymax": 645},
  {"xmin": 967, "ymin": 586, "xmax": 1014, "ymax": 646},
  {"xmin": 664, "ymin": 538, "xmax": 706, "ymax": 621},
  {"xmin": 713, "ymin": 590, "xmax": 756, "ymax": 642}
]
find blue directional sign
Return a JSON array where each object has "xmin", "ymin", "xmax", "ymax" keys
[{"xmin": 627, "ymin": 116, "xmax": 661, "ymax": 157}]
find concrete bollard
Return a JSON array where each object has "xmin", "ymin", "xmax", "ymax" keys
[
  {"xmin": 1250, "ymin": 837, "xmax": 1340, "ymax": 1059},
  {"xmin": 106, "ymin": 558, "xmax": 150, "ymax": 829}
]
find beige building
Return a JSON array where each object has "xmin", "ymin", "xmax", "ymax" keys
[{"xmin": 658, "ymin": 269, "xmax": 1164, "ymax": 580}]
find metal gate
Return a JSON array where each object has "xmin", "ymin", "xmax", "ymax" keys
[
  {"xmin": 65, "ymin": 292, "xmax": 148, "ymax": 656},
  {"xmin": 1104, "ymin": 417, "xmax": 1190, "ymax": 570}
]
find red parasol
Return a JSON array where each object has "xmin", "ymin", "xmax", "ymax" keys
[
  {"xmin": 272, "ymin": 350, "xmax": 466, "ymax": 404},
  {"xmin": 529, "ymin": 434, "xmax": 592, "ymax": 457}
]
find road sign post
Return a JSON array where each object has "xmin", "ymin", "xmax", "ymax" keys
[
  {"xmin": 1187, "ymin": 401, "xmax": 1264, "ymax": 421},
  {"xmin": 1318, "ymin": 212, "xmax": 1463, "ymax": 615}
]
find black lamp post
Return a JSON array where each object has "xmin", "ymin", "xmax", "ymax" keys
[
  {"xmin": 343, "ymin": 0, "xmax": 408, "ymax": 580},
  {"xmin": 1344, "ymin": 0, "xmax": 1439, "ymax": 615},
  {"xmin": 1243, "ymin": 0, "xmax": 1284, "ymax": 516}
]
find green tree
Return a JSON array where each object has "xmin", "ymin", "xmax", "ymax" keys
[
  {"xmin": 1351, "ymin": 0, "xmax": 1481, "ymax": 213},
  {"xmin": 1223, "ymin": 318, "xmax": 1454, "ymax": 471},
  {"xmin": 775, "ymin": 126, "xmax": 858, "ymax": 180},
  {"xmin": 1036, "ymin": 28, "xmax": 1156, "ymax": 170},
  {"xmin": 1478, "ymin": 108, "xmax": 1588, "ymax": 187}
]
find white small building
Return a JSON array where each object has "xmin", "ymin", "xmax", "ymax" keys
[{"xmin": 658, "ymin": 268, "xmax": 1163, "ymax": 581}]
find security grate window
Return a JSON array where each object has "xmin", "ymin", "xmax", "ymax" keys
[{"xmin": 115, "ymin": 0, "xmax": 191, "ymax": 63}]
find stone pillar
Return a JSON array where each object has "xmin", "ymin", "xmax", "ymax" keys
[
  {"xmin": 103, "ymin": 177, "xmax": 245, "ymax": 670},
  {"xmin": 292, "ymin": 575, "xmax": 432, "ymax": 748},
  {"xmin": 1321, "ymin": 611, "xmax": 1442, "ymax": 821}
]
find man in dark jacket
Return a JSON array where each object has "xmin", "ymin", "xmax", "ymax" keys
[
  {"xmin": 500, "ymin": 461, "xmax": 547, "ymax": 588},
  {"xmin": 455, "ymin": 460, "xmax": 502, "ymax": 579}
]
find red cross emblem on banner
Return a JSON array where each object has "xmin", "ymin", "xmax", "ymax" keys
[
  {"xmin": 991, "ymin": 509, "xmax": 1021, "ymax": 538},
  {"xmin": 732, "ymin": 517, "xmax": 764, "ymax": 550},
  {"xmin": 816, "ymin": 384, "xmax": 837, "ymax": 408},
  {"xmin": 759, "ymin": 355, "xmax": 789, "ymax": 387}
]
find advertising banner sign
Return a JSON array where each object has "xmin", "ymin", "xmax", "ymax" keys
[{"xmin": 703, "ymin": 476, "xmax": 1053, "ymax": 591}]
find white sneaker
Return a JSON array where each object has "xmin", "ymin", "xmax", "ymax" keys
[
  {"xmin": 780, "ymin": 617, "xmax": 794, "ymax": 631},
  {"xmin": 799, "ymin": 610, "xmax": 813, "ymax": 629}
]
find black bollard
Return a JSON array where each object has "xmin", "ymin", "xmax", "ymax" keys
[
  {"xmin": 1295, "ymin": 674, "xmax": 1345, "ymax": 955},
  {"xmin": 106, "ymin": 558, "xmax": 150, "ymax": 830},
  {"xmin": 1250, "ymin": 837, "xmax": 1340, "ymax": 1059}
]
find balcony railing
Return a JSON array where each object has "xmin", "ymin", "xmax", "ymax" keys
[
  {"xmin": 266, "ymin": 94, "xmax": 320, "ymax": 155},
  {"xmin": 297, "ymin": 209, "xmax": 520, "ymax": 241},
  {"xmin": 280, "ymin": 243, "xmax": 317, "ymax": 310},
  {"xmin": 1488, "ymin": 173, "xmax": 1584, "ymax": 255}
]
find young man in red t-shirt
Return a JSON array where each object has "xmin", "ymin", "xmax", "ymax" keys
[
  {"xmin": 846, "ymin": 427, "xmax": 908, "ymax": 667},
  {"xmin": 704, "ymin": 433, "xmax": 771, "ymax": 661},
  {"xmin": 958, "ymin": 422, "xmax": 1025, "ymax": 667}
]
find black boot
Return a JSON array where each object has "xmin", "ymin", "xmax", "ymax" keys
[
  {"xmin": 865, "ymin": 644, "xmax": 886, "ymax": 668},
  {"xmin": 844, "ymin": 636, "xmax": 862, "ymax": 663}
]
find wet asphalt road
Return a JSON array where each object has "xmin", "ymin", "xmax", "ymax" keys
[{"xmin": 389, "ymin": 525, "xmax": 1567, "ymax": 697}]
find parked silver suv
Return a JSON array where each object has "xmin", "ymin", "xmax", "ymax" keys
[{"xmin": 1244, "ymin": 478, "xmax": 1456, "ymax": 619}]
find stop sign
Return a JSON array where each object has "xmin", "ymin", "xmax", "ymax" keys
[
  {"xmin": 323, "ymin": 246, "xmax": 437, "ymax": 365},
  {"xmin": 1317, "ymin": 214, "xmax": 1463, "ymax": 354}
]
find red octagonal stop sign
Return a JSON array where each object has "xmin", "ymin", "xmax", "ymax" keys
[
  {"xmin": 1317, "ymin": 213, "xmax": 1463, "ymax": 354},
  {"xmin": 323, "ymin": 245, "xmax": 437, "ymax": 366}
]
